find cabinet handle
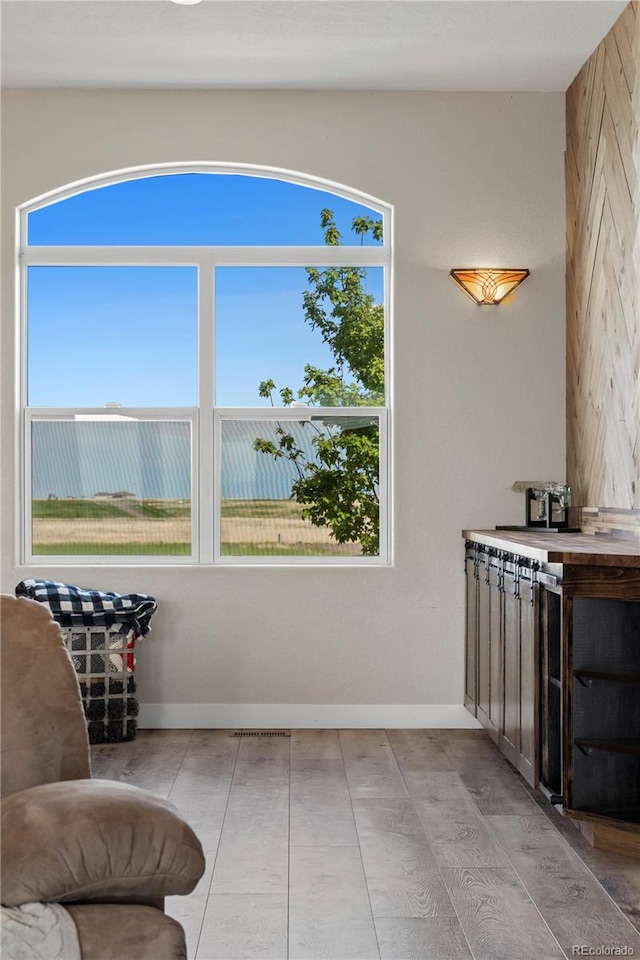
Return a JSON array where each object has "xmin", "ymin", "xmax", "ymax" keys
[{"xmin": 537, "ymin": 572, "xmax": 558, "ymax": 587}]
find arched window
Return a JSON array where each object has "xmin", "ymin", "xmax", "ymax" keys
[{"xmin": 20, "ymin": 165, "xmax": 391, "ymax": 564}]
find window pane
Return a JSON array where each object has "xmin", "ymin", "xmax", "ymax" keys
[
  {"xmin": 215, "ymin": 267, "xmax": 384, "ymax": 407},
  {"xmin": 31, "ymin": 419, "xmax": 191, "ymax": 557},
  {"xmin": 27, "ymin": 174, "xmax": 384, "ymax": 247},
  {"xmin": 220, "ymin": 416, "xmax": 380, "ymax": 558},
  {"xmin": 27, "ymin": 266, "xmax": 197, "ymax": 407}
]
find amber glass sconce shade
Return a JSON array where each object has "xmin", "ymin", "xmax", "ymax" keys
[{"xmin": 449, "ymin": 268, "xmax": 530, "ymax": 305}]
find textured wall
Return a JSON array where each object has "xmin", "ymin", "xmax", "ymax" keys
[{"xmin": 566, "ymin": 2, "xmax": 640, "ymax": 538}]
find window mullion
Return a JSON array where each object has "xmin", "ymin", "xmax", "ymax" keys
[{"xmin": 20, "ymin": 245, "xmax": 389, "ymax": 268}]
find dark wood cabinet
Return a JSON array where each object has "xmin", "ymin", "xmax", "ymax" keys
[
  {"xmin": 514, "ymin": 574, "xmax": 539, "ymax": 786},
  {"xmin": 540, "ymin": 586, "xmax": 562, "ymax": 800},
  {"xmin": 464, "ymin": 549, "xmax": 478, "ymax": 714},
  {"xmin": 500, "ymin": 564, "xmax": 521, "ymax": 765},
  {"xmin": 497, "ymin": 558, "xmax": 540, "ymax": 785},
  {"xmin": 487, "ymin": 562, "xmax": 502, "ymax": 744},
  {"xmin": 463, "ymin": 544, "xmax": 538, "ymax": 786},
  {"xmin": 464, "ymin": 529, "xmax": 640, "ymax": 857},
  {"xmin": 476, "ymin": 558, "xmax": 491, "ymax": 730},
  {"xmin": 566, "ymin": 594, "xmax": 640, "ymax": 832}
]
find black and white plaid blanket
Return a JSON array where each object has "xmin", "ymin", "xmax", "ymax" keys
[{"xmin": 15, "ymin": 579, "xmax": 157, "ymax": 636}]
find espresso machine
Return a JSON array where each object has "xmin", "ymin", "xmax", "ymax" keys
[
  {"xmin": 497, "ymin": 482, "xmax": 576, "ymax": 532},
  {"xmin": 525, "ymin": 483, "xmax": 572, "ymax": 530}
]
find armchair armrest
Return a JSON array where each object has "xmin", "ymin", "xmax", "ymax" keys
[{"xmin": 1, "ymin": 779, "xmax": 205, "ymax": 907}]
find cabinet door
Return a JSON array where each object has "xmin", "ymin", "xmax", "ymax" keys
[
  {"xmin": 502, "ymin": 569, "xmax": 520, "ymax": 766},
  {"xmin": 464, "ymin": 551, "xmax": 478, "ymax": 715},
  {"xmin": 518, "ymin": 577, "xmax": 539, "ymax": 787},
  {"xmin": 501, "ymin": 566, "xmax": 539, "ymax": 787},
  {"xmin": 477, "ymin": 557, "xmax": 491, "ymax": 727},
  {"xmin": 540, "ymin": 588, "xmax": 562, "ymax": 798},
  {"xmin": 487, "ymin": 563, "xmax": 503, "ymax": 744}
]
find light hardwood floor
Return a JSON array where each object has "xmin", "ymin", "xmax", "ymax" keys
[{"xmin": 91, "ymin": 729, "xmax": 640, "ymax": 960}]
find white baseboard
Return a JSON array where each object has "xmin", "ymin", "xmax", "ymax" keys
[{"xmin": 137, "ymin": 703, "xmax": 481, "ymax": 729}]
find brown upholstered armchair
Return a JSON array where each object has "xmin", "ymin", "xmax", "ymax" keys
[{"xmin": 0, "ymin": 595, "xmax": 205, "ymax": 960}]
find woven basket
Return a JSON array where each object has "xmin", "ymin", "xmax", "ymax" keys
[{"xmin": 60, "ymin": 625, "xmax": 139, "ymax": 743}]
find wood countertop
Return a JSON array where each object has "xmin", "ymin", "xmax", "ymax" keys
[{"xmin": 463, "ymin": 529, "xmax": 640, "ymax": 567}]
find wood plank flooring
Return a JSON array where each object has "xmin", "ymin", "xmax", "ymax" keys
[{"xmin": 92, "ymin": 729, "xmax": 640, "ymax": 960}]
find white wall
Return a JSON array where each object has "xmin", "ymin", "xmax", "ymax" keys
[{"xmin": 0, "ymin": 91, "xmax": 566, "ymax": 726}]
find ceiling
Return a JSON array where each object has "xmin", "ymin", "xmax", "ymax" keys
[{"xmin": 0, "ymin": 0, "xmax": 628, "ymax": 92}]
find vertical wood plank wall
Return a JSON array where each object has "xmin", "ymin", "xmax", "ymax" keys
[{"xmin": 566, "ymin": 1, "xmax": 640, "ymax": 539}]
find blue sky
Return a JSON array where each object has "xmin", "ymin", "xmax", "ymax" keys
[
  {"xmin": 27, "ymin": 173, "xmax": 384, "ymax": 247},
  {"xmin": 28, "ymin": 173, "xmax": 384, "ymax": 501},
  {"xmin": 28, "ymin": 173, "xmax": 383, "ymax": 408}
]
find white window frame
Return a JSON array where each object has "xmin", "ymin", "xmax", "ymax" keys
[
  {"xmin": 214, "ymin": 407, "xmax": 389, "ymax": 565},
  {"xmin": 24, "ymin": 409, "xmax": 199, "ymax": 565},
  {"xmin": 17, "ymin": 163, "xmax": 393, "ymax": 566}
]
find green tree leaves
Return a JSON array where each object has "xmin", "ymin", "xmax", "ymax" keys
[
  {"xmin": 254, "ymin": 210, "xmax": 384, "ymax": 556},
  {"xmin": 300, "ymin": 210, "xmax": 384, "ymax": 404}
]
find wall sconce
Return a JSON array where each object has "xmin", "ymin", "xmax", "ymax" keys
[{"xmin": 449, "ymin": 268, "xmax": 530, "ymax": 305}]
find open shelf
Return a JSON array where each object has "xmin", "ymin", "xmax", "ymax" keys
[
  {"xmin": 574, "ymin": 668, "xmax": 640, "ymax": 686},
  {"xmin": 575, "ymin": 738, "xmax": 640, "ymax": 757},
  {"xmin": 572, "ymin": 805, "xmax": 640, "ymax": 825}
]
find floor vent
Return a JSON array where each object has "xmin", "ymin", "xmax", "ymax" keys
[{"xmin": 231, "ymin": 730, "xmax": 291, "ymax": 737}]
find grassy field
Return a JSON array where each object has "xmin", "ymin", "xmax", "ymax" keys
[
  {"xmin": 34, "ymin": 542, "xmax": 354, "ymax": 557},
  {"xmin": 33, "ymin": 542, "xmax": 192, "ymax": 556},
  {"xmin": 33, "ymin": 498, "xmax": 191, "ymax": 520},
  {"xmin": 220, "ymin": 499, "xmax": 304, "ymax": 519},
  {"xmin": 33, "ymin": 499, "xmax": 138, "ymax": 520},
  {"xmin": 220, "ymin": 542, "xmax": 360, "ymax": 557},
  {"xmin": 33, "ymin": 498, "xmax": 303, "ymax": 520},
  {"xmin": 31, "ymin": 498, "xmax": 361, "ymax": 557}
]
